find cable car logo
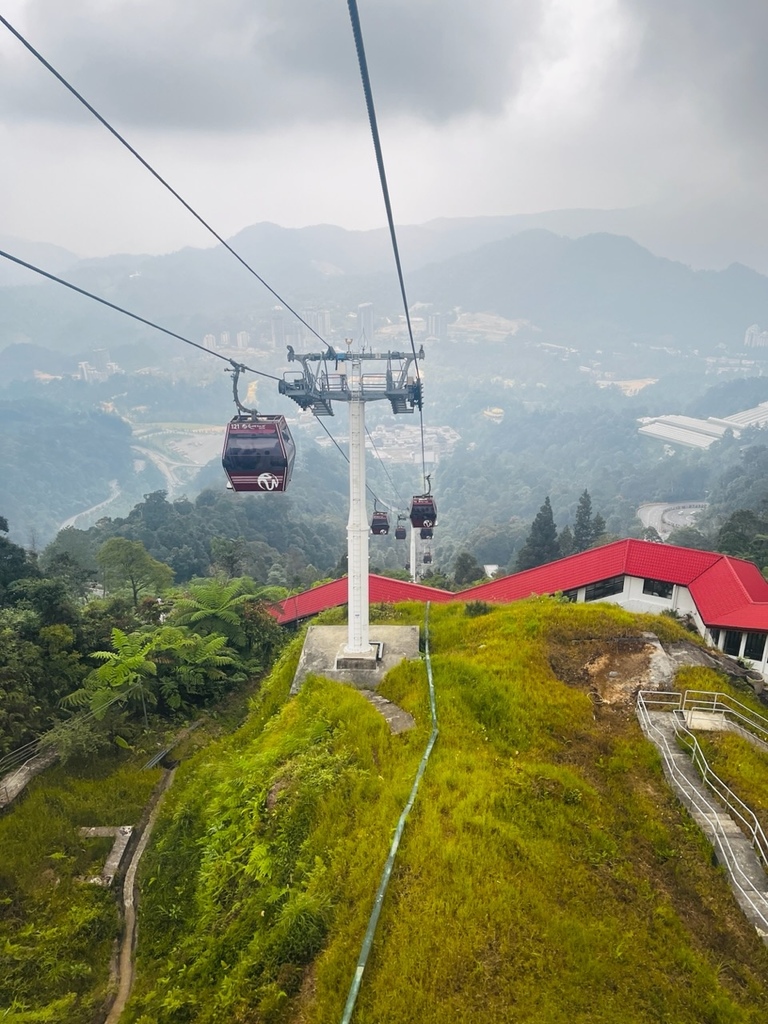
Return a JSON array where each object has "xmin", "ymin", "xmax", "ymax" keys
[
  {"xmin": 257, "ymin": 473, "xmax": 281, "ymax": 491},
  {"xmin": 422, "ymin": 519, "xmax": 433, "ymax": 527}
]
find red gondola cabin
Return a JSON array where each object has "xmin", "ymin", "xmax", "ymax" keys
[
  {"xmin": 222, "ymin": 415, "xmax": 296, "ymax": 493},
  {"xmin": 395, "ymin": 516, "xmax": 407, "ymax": 540},
  {"xmin": 409, "ymin": 494, "xmax": 437, "ymax": 530},
  {"xmin": 371, "ymin": 510, "xmax": 390, "ymax": 535}
]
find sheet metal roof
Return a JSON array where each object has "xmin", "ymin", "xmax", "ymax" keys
[
  {"xmin": 271, "ymin": 540, "xmax": 768, "ymax": 634},
  {"xmin": 271, "ymin": 574, "xmax": 453, "ymax": 625},
  {"xmin": 463, "ymin": 539, "xmax": 768, "ymax": 632}
]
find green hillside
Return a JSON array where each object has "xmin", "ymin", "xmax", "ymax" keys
[{"xmin": 122, "ymin": 600, "xmax": 768, "ymax": 1023}]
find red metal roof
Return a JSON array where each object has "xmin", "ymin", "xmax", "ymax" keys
[
  {"xmin": 271, "ymin": 574, "xmax": 453, "ymax": 625},
  {"xmin": 688, "ymin": 558, "xmax": 768, "ymax": 630},
  {"xmin": 271, "ymin": 540, "xmax": 768, "ymax": 634},
  {"xmin": 456, "ymin": 539, "xmax": 768, "ymax": 633}
]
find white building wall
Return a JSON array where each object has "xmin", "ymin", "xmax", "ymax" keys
[{"xmin": 573, "ymin": 574, "xmax": 766, "ymax": 680}]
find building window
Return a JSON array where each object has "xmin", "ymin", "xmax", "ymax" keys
[
  {"xmin": 584, "ymin": 575, "xmax": 625, "ymax": 602},
  {"xmin": 744, "ymin": 632, "xmax": 767, "ymax": 661},
  {"xmin": 723, "ymin": 630, "xmax": 742, "ymax": 656},
  {"xmin": 710, "ymin": 628, "xmax": 720, "ymax": 647},
  {"xmin": 642, "ymin": 578, "xmax": 673, "ymax": 599},
  {"xmin": 562, "ymin": 588, "xmax": 579, "ymax": 603}
]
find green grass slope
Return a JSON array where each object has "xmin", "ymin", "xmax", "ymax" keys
[
  {"xmin": 126, "ymin": 601, "xmax": 768, "ymax": 1024},
  {"xmin": 0, "ymin": 756, "xmax": 161, "ymax": 1022}
]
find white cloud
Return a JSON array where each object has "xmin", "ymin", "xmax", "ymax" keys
[{"xmin": 0, "ymin": 0, "xmax": 767, "ymax": 259}]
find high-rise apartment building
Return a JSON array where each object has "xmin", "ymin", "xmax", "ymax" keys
[
  {"xmin": 271, "ymin": 308, "xmax": 285, "ymax": 349},
  {"xmin": 357, "ymin": 303, "xmax": 374, "ymax": 345},
  {"xmin": 427, "ymin": 312, "xmax": 448, "ymax": 342}
]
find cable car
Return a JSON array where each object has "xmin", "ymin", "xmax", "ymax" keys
[
  {"xmin": 423, "ymin": 551, "xmax": 433, "ymax": 564},
  {"xmin": 395, "ymin": 515, "xmax": 407, "ymax": 541},
  {"xmin": 420, "ymin": 527, "xmax": 433, "ymax": 540},
  {"xmin": 222, "ymin": 414, "xmax": 296, "ymax": 493},
  {"xmin": 409, "ymin": 493, "xmax": 437, "ymax": 530},
  {"xmin": 371, "ymin": 509, "xmax": 390, "ymax": 535}
]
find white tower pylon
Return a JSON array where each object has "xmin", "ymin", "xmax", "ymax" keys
[
  {"xmin": 345, "ymin": 355, "xmax": 370, "ymax": 654},
  {"xmin": 278, "ymin": 343, "xmax": 424, "ymax": 664},
  {"xmin": 410, "ymin": 522, "xmax": 418, "ymax": 583}
]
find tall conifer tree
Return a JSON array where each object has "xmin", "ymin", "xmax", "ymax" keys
[
  {"xmin": 516, "ymin": 497, "xmax": 561, "ymax": 571},
  {"xmin": 573, "ymin": 490, "xmax": 594, "ymax": 552}
]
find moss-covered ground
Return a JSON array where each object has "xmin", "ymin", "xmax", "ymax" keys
[
  {"xmin": 0, "ymin": 753, "xmax": 161, "ymax": 1022},
  {"xmin": 120, "ymin": 600, "xmax": 768, "ymax": 1024}
]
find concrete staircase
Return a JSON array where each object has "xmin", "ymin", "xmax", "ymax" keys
[{"xmin": 637, "ymin": 695, "xmax": 768, "ymax": 940}]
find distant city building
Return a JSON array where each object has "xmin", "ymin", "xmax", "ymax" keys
[
  {"xmin": 427, "ymin": 312, "xmax": 448, "ymax": 341},
  {"xmin": 236, "ymin": 331, "xmax": 250, "ymax": 350},
  {"xmin": 219, "ymin": 331, "xmax": 231, "ymax": 348},
  {"xmin": 203, "ymin": 334, "xmax": 217, "ymax": 351},
  {"xmin": 317, "ymin": 309, "xmax": 332, "ymax": 337},
  {"xmin": 271, "ymin": 307, "xmax": 285, "ymax": 349},
  {"xmin": 90, "ymin": 348, "xmax": 110, "ymax": 372},
  {"xmin": 75, "ymin": 359, "xmax": 120, "ymax": 383},
  {"xmin": 301, "ymin": 309, "xmax": 332, "ymax": 342},
  {"xmin": 744, "ymin": 324, "xmax": 768, "ymax": 348},
  {"xmin": 285, "ymin": 321, "xmax": 301, "ymax": 347},
  {"xmin": 639, "ymin": 401, "xmax": 768, "ymax": 449},
  {"xmin": 357, "ymin": 303, "xmax": 374, "ymax": 345}
]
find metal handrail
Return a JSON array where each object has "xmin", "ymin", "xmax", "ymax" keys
[
  {"xmin": 637, "ymin": 690, "xmax": 768, "ymax": 868},
  {"xmin": 673, "ymin": 713, "xmax": 768, "ymax": 869},
  {"xmin": 682, "ymin": 690, "xmax": 768, "ymax": 744},
  {"xmin": 636, "ymin": 692, "xmax": 768, "ymax": 930},
  {"xmin": 636, "ymin": 690, "xmax": 682, "ymax": 712}
]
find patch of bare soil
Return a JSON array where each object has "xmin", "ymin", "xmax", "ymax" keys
[
  {"xmin": 548, "ymin": 636, "xmax": 663, "ymax": 713},
  {"xmin": 548, "ymin": 634, "xmax": 768, "ymax": 970}
]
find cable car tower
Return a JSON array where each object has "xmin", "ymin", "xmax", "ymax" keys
[{"xmin": 280, "ymin": 340, "xmax": 423, "ymax": 660}]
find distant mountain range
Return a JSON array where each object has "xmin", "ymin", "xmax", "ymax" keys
[{"xmin": 2, "ymin": 216, "xmax": 768, "ymax": 372}]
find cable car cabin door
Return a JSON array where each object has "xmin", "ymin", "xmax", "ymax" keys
[{"xmin": 222, "ymin": 416, "xmax": 296, "ymax": 493}]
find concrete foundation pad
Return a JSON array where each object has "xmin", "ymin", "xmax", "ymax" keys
[
  {"xmin": 335, "ymin": 643, "xmax": 381, "ymax": 671},
  {"xmin": 291, "ymin": 625, "xmax": 420, "ymax": 693},
  {"xmin": 79, "ymin": 825, "xmax": 133, "ymax": 886},
  {"xmin": 685, "ymin": 710, "xmax": 729, "ymax": 731}
]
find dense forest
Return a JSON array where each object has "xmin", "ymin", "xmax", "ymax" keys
[{"xmin": 0, "ymin": 514, "xmax": 284, "ymax": 760}]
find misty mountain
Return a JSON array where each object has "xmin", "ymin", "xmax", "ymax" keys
[
  {"xmin": 407, "ymin": 231, "xmax": 768, "ymax": 350},
  {"xmin": 2, "ymin": 222, "xmax": 768, "ymax": 365},
  {"xmin": 0, "ymin": 235, "xmax": 80, "ymax": 288}
]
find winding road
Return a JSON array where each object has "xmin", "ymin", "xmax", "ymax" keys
[
  {"xmin": 636, "ymin": 501, "xmax": 708, "ymax": 540},
  {"xmin": 59, "ymin": 480, "xmax": 121, "ymax": 531}
]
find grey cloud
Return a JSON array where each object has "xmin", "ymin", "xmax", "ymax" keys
[
  {"xmin": 620, "ymin": 0, "xmax": 768, "ymax": 159},
  {"xmin": 0, "ymin": 0, "xmax": 542, "ymax": 131}
]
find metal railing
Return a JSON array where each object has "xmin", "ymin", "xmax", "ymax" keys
[
  {"xmin": 674, "ymin": 714, "xmax": 768, "ymax": 870},
  {"xmin": 681, "ymin": 689, "xmax": 768, "ymax": 746},
  {"xmin": 636, "ymin": 691, "xmax": 768, "ymax": 931},
  {"xmin": 638, "ymin": 690, "xmax": 768, "ymax": 868}
]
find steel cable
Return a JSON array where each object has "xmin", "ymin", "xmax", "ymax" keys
[
  {"xmin": 0, "ymin": 12, "xmax": 329, "ymax": 348},
  {"xmin": 0, "ymin": 249, "xmax": 281, "ymax": 382},
  {"xmin": 345, "ymin": 0, "xmax": 429, "ymax": 489}
]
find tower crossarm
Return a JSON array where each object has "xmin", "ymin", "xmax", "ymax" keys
[{"xmin": 279, "ymin": 346, "xmax": 423, "ymax": 415}]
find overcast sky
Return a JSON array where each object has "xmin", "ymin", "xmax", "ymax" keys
[{"xmin": 0, "ymin": 0, "xmax": 766, "ymax": 258}]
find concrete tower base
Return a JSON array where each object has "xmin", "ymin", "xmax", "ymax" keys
[{"xmin": 290, "ymin": 624, "xmax": 420, "ymax": 694}]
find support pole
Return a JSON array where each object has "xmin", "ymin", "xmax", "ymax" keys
[
  {"xmin": 410, "ymin": 523, "xmax": 417, "ymax": 583},
  {"xmin": 345, "ymin": 358, "xmax": 370, "ymax": 654}
]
